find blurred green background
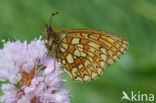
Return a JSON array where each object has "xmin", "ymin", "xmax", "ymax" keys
[{"xmin": 0, "ymin": 0, "xmax": 156, "ymax": 103}]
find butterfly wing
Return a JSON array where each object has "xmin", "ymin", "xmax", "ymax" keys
[{"xmin": 55, "ymin": 30, "xmax": 128, "ymax": 82}]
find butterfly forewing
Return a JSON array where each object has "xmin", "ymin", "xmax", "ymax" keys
[{"xmin": 54, "ymin": 30, "xmax": 128, "ymax": 82}]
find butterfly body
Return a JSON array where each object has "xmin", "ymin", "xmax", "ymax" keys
[{"xmin": 44, "ymin": 14, "xmax": 128, "ymax": 82}]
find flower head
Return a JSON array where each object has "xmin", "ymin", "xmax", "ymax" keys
[{"xmin": 0, "ymin": 37, "xmax": 70, "ymax": 103}]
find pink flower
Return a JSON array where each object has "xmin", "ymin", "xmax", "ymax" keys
[{"xmin": 0, "ymin": 37, "xmax": 70, "ymax": 103}]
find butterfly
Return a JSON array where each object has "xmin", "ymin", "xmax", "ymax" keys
[{"xmin": 44, "ymin": 11, "xmax": 128, "ymax": 82}]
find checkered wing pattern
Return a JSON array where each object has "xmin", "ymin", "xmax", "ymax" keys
[{"xmin": 56, "ymin": 30, "xmax": 128, "ymax": 82}]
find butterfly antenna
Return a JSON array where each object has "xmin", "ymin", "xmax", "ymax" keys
[{"xmin": 49, "ymin": 11, "xmax": 59, "ymax": 27}]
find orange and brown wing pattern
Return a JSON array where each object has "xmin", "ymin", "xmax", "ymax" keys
[{"xmin": 56, "ymin": 30, "xmax": 128, "ymax": 82}]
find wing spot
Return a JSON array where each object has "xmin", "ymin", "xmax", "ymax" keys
[
  {"xmin": 91, "ymin": 72, "xmax": 98, "ymax": 78},
  {"xmin": 97, "ymin": 67, "xmax": 103, "ymax": 74},
  {"xmin": 74, "ymin": 49, "xmax": 81, "ymax": 57},
  {"xmin": 82, "ymin": 33, "xmax": 89, "ymax": 38},
  {"xmin": 112, "ymin": 53, "xmax": 118, "ymax": 60},
  {"xmin": 78, "ymin": 64, "xmax": 83, "ymax": 69},
  {"xmin": 90, "ymin": 47, "xmax": 96, "ymax": 53},
  {"xmin": 100, "ymin": 61, "xmax": 106, "ymax": 68},
  {"xmin": 100, "ymin": 54, "xmax": 107, "ymax": 61},
  {"xmin": 123, "ymin": 40, "xmax": 127, "ymax": 44},
  {"xmin": 83, "ymin": 75, "xmax": 91, "ymax": 81},
  {"xmin": 87, "ymin": 64, "xmax": 91, "ymax": 68},
  {"xmin": 71, "ymin": 38, "xmax": 80, "ymax": 44},
  {"xmin": 62, "ymin": 60, "xmax": 66, "ymax": 64},
  {"xmin": 89, "ymin": 34, "xmax": 98, "ymax": 40},
  {"xmin": 100, "ymin": 48, "xmax": 107, "ymax": 54},
  {"xmin": 88, "ymin": 42, "xmax": 99, "ymax": 48},
  {"xmin": 75, "ymin": 76, "xmax": 82, "ymax": 81},
  {"xmin": 62, "ymin": 43, "xmax": 68, "ymax": 49},
  {"xmin": 80, "ymin": 68, "xmax": 84, "ymax": 72},
  {"xmin": 60, "ymin": 47, "xmax": 66, "ymax": 52},
  {"xmin": 72, "ymin": 67, "xmax": 78, "ymax": 74},
  {"xmin": 77, "ymin": 45, "xmax": 84, "ymax": 52},
  {"xmin": 80, "ymin": 52, "xmax": 86, "ymax": 57},
  {"xmin": 88, "ymin": 52, "xmax": 94, "ymax": 57},
  {"xmin": 66, "ymin": 53, "xmax": 74, "ymax": 64},
  {"xmin": 77, "ymin": 44, "xmax": 83, "ymax": 48}
]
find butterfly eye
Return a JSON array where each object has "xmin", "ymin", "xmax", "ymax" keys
[
  {"xmin": 44, "ymin": 24, "xmax": 52, "ymax": 35},
  {"xmin": 46, "ymin": 28, "xmax": 52, "ymax": 34}
]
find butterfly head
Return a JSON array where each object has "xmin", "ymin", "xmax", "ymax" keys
[
  {"xmin": 44, "ymin": 11, "xmax": 59, "ymax": 54},
  {"xmin": 44, "ymin": 24, "xmax": 53, "ymax": 37},
  {"xmin": 44, "ymin": 11, "xmax": 58, "ymax": 40}
]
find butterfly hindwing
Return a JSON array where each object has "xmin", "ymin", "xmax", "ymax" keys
[{"xmin": 55, "ymin": 30, "xmax": 128, "ymax": 82}]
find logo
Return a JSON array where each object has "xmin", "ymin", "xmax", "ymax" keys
[{"xmin": 121, "ymin": 91, "xmax": 155, "ymax": 102}]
